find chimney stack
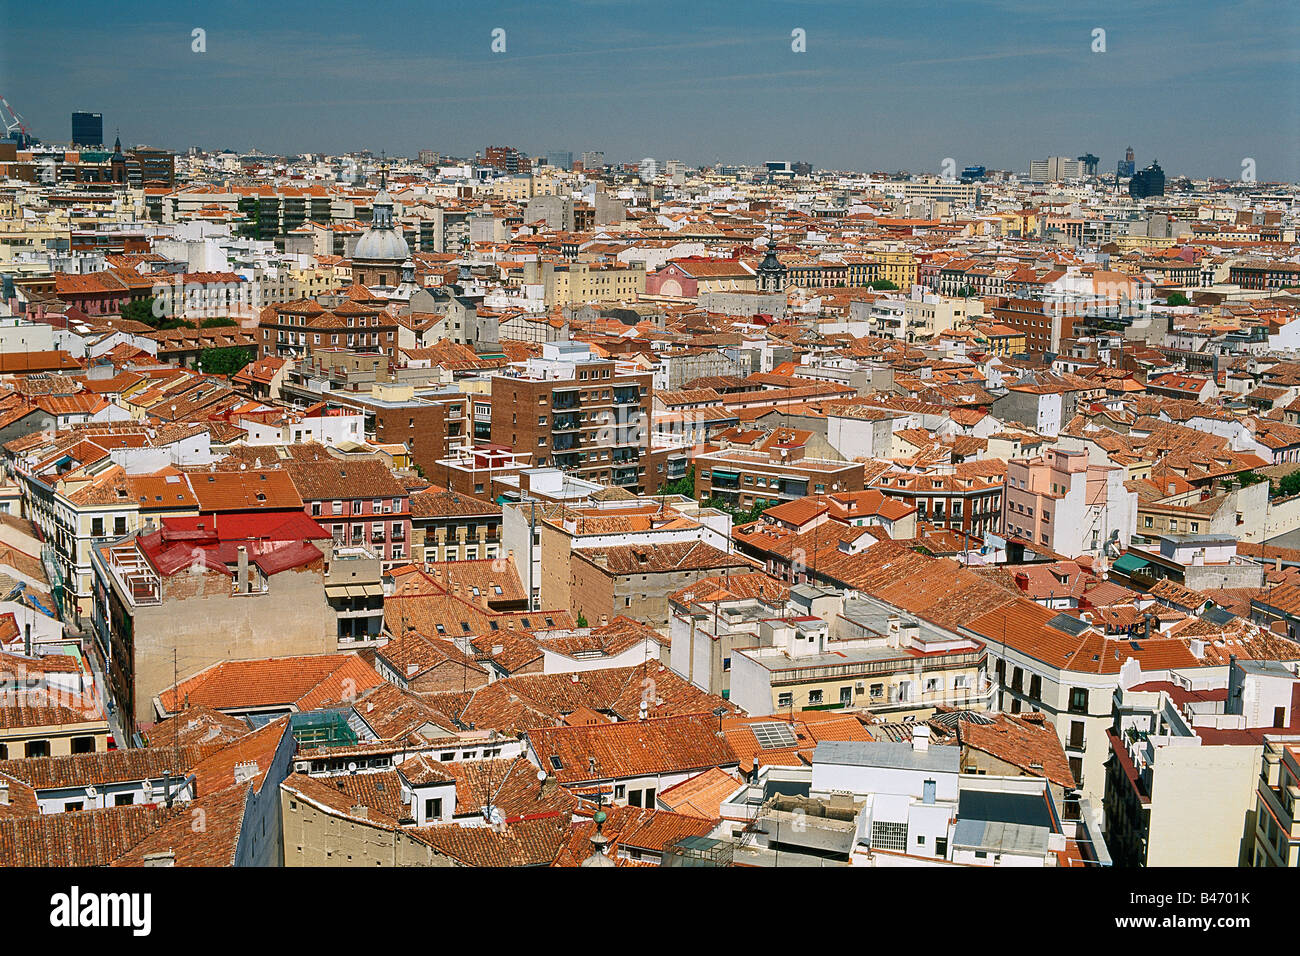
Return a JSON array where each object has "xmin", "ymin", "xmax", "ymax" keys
[
  {"xmin": 912, "ymin": 723, "xmax": 931, "ymax": 752},
  {"xmin": 236, "ymin": 546, "xmax": 249, "ymax": 594}
]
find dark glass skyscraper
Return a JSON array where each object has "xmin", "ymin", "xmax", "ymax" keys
[
  {"xmin": 71, "ymin": 111, "xmax": 103, "ymax": 148},
  {"xmin": 1129, "ymin": 161, "xmax": 1165, "ymax": 199}
]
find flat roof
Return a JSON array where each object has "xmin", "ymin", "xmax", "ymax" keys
[{"xmin": 813, "ymin": 740, "xmax": 960, "ymax": 774}]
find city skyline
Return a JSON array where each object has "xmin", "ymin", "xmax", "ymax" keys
[{"xmin": 3, "ymin": 0, "xmax": 1299, "ymax": 181}]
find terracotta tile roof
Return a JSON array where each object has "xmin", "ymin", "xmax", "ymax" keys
[
  {"xmin": 413, "ymin": 812, "xmax": 571, "ymax": 866},
  {"xmin": 526, "ymin": 712, "xmax": 738, "ymax": 784},
  {"xmin": 0, "ymin": 803, "xmax": 174, "ymax": 866},
  {"xmin": 958, "ymin": 712, "xmax": 1076, "ymax": 789},
  {"xmin": 425, "ymin": 660, "xmax": 733, "ymax": 737},
  {"xmin": 554, "ymin": 804, "xmax": 718, "ymax": 865},
  {"xmin": 667, "ymin": 572, "xmax": 790, "ymax": 606},
  {"xmin": 422, "ymin": 754, "xmax": 577, "ymax": 822},
  {"xmin": 156, "ymin": 654, "xmax": 384, "ymax": 715},
  {"xmin": 655, "ymin": 766, "xmax": 743, "ymax": 818},
  {"xmin": 186, "ymin": 469, "xmax": 304, "ymax": 512},
  {"xmin": 575, "ymin": 540, "xmax": 755, "ymax": 576},
  {"xmin": 145, "ymin": 706, "xmax": 252, "ymax": 748},
  {"xmin": 110, "ymin": 783, "xmax": 252, "ymax": 866}
]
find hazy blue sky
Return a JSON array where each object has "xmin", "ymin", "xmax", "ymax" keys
[{"xmin": 3, "ymin": 0, "xmax": 1298, "ymax": 180}]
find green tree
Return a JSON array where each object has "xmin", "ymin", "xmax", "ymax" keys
[
  {"xmin": 199, "ymin": 346, "xmax": 256, "ymax": 378},
  {"xmin": 703, "ymin": 495, "xmax": 772, "ymax": 525},
  {"xmin": 576, "ymin": 613, "xmax": 588, "ymax": 628},
  {"xmin": 866, "ymin": 279, "xmax": 899, "ymax": 291},
  {"xmin": 1277, "ymin": 470, "xmax": 1300, "ymax": 499},
  {"xmin": 1166, "ymin": 292, "xmax": 1191, "ymax": 306},
  {"xmin": 658, "ymin": 466, "xmax": 695, "ymax": 498},
  {"xmin": 200, "ymin": 316, "xmax": 239, "ymax": 328},
  {"xmin": 119, "ymin": 297, "xmax": 160, "ymax": 326}
]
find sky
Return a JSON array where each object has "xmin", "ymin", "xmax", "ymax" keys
[{"xmin": 3, "ymin": 0, "xmax": 1299, "ymax": 181}]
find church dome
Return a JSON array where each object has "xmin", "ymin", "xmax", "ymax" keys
[
  {"xmin": 353, "ymin": 227, "xmax": 410, "ymax": 262},
  {"xmin": 353, "ymin": 177, "xmax": 409, "ymax": 263}
]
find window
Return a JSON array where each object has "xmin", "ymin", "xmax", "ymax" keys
[
  {"xmin": 425, "ymin": 797, "xmax": 443, "ymax": 820},
  {"xmin": 840, "ymin": 686, "xmax": 852, "ymax": 705},
  {"xmin": 64, "ymin": 801, "xmax": 84, "ymax": 812},
  {"xmin": 114, "ymin": 793, "xmax": 134, "ymax": 806},
  {"xmin": 1069, "ymin": 720, "xmax": 1085, "ymax": 750},
  {"xmin": 1068, "ymin": 687, "xmax": 1088, "ymax": 713},
  {"xmin": 808, "ymin": 689, "xmax": 823, "ymax": 705},
  {"xmin": 777, "ymin": 692, "xmax": 793, "ymax": 709},
  {"xmin": 1144, "ymin": 516, "xmax": 1153, "ymax": 528}
]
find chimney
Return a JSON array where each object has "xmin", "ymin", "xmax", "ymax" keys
[
  {"xmin": 0, "ymin": 782, "xmax": 8, "ymax": 806},
  {"xmin": 23, "ymin": 623, "xmax": 31, "ymax": 658},
  {"xmin": 351, "ymin": 804, "xmax": 370, "ymax": 819},
  {"xmin": 233, "ymin": 760, "xmax": 259, "ymax": 786},
  {"xmin": 912, "ymin": 724, "xmax": 931, "ymax": 752},
  {"xmin": 236, "ymin": 545, "xmax": 249, "ymax": 594}
]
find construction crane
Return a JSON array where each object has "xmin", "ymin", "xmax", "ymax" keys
[{"xmin": 0, "ymin": 94, "xmax": 34, "ymax": 147}]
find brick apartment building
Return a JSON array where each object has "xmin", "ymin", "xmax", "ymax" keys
[
  {"xmin": 871, "ymin": 461, "xmax": 1006, "ymax": 538},
  {"xmin": 694, "ymin": 446, "xmax": 865, "ymax": 509},
  {"xmin": 490, "ymin": 340, "xmax": 652, "ymax": 493}
]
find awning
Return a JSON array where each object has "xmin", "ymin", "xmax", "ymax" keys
[
  {"xmin": 1112, "ymin": 553, "xmax": 1150, "ymax": 575},
  {"xmin": 325, "ymin": 583, "xmax": 383, "ymax": 598},
  {"xmin": 711, "ymin": 469, "xmax": 739, "ymax": 480}
]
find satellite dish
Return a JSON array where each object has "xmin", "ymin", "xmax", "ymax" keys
[
  {"xmin": 85, "ymin": 785, "xmax": 98, "ymax": 799},
  {"xmin": 536, "ymin": 769, "xmax": 547, "ymax": 783},
  {"xmin": 346, "ymin": 761, "xmax": 358, "ymax": 774}
]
